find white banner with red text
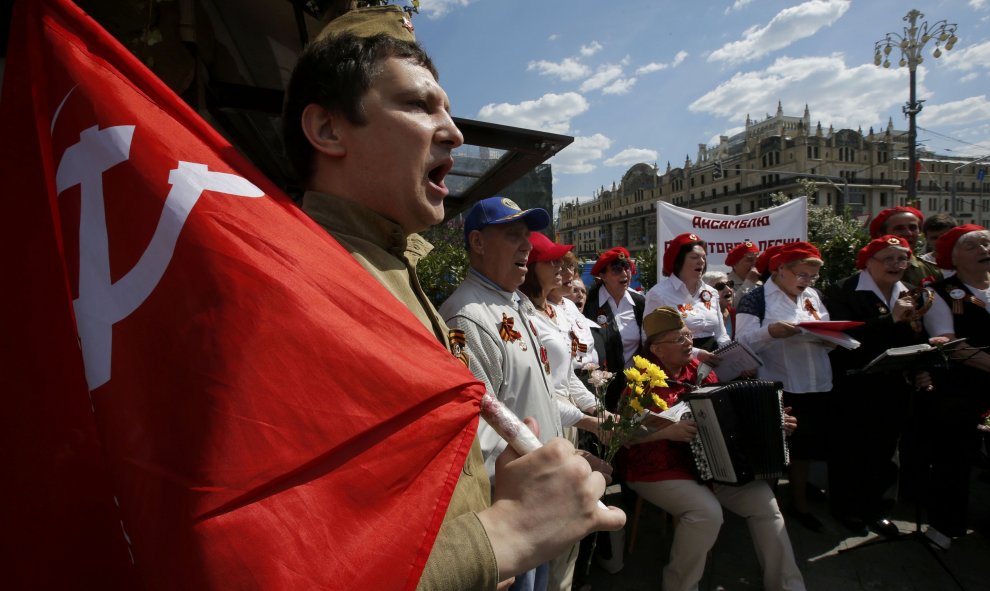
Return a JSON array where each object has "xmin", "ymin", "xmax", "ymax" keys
[{"xmin": 656, "ymin": 197, "xmax": 808, "ymax": 271}]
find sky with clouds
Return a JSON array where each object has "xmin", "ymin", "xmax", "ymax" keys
[{"xmin": 413, "ymin": 0, "xmax": 990, "ymax": 209}]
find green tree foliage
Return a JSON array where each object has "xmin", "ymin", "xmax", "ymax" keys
[
  {"xmin": 418, "ymin": 219, "xmax": 469, "ymax": 308},
  {"xmin": 637, "ymin": 243, "xmax": 658, "ymax": 291},
  {"xmin": 768, "ymin": 180, "xmax": 869, "ymax": 290}
]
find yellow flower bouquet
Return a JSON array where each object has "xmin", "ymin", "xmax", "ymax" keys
[{"xmin": 587, "ymin": 355, "xmax": 669, "ymax": 464}]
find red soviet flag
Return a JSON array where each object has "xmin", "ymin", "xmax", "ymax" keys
[{"xmin": 0, "ymin": 0, "xmax": 484, "ymax": 588}]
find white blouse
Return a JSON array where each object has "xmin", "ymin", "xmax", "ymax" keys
[
  {"xmin": 527, "ymin": 299, "xmax": 598, "ymax": 427},
  {"xmin": 735, "ymin": 278, "xmax": 833, "ymax": 393},
  {"xmin": 644, "ymin": 274, "xmax": 730, "ymax": 347}
]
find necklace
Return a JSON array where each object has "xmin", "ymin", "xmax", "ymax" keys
[{"xmin": 533, "ymin": 299, "xmax": 556, "ymax": 320}]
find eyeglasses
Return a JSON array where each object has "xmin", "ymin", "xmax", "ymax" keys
[
  {"xmin": 786, "ymin": 268, "xmax": 819, "ymax": 283},
  {"xmin": 608, "ymin": 260, "xmax": 631, "ymax": 273},
  {"xmin": 714, "ymin": 280, "xmax": 735, "ymax": 291},
  {"xmin": 872, "ymin": 255, "xmax": 910, "ymax": 268},
  {"xmin": 656, "ymin": 332, "xmax": 693, "ymax": 345}
]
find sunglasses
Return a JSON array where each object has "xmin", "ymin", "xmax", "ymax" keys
[{"xmin": 714, "ymin": 280, "xmax": 735, "ymax": 291}]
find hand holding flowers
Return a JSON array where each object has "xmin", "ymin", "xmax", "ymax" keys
[{"xmin": 585, "ymin": 355, "xmax": 669, "ymax": 464}]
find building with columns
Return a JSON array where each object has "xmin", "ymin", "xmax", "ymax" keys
[{"xmin": 557, "ymin": 102, "xmax": 990, "ymax": 260}]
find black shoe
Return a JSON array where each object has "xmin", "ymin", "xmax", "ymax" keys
[
  {"xmin": 833, "ymin": 513, "xmax": 868, "ymax": 535},
  {"xmin": 868, "ymin": 518, "xmax": 900, "ymax": 539},
  {"xmin": 789, "ymin": 510, "xmax": 824, "ymax": 532}
]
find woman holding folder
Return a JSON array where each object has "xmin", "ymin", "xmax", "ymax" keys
[
  {"xmin": 735, "ymin": 241, "xmax": 833, "ymax": 531},
  {"xmin": 824, "ymin": 235, "xmax": 927, "ymax": 538}
]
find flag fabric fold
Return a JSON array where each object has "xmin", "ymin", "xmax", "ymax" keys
[{"xmin": 0, "ymin": 0, "xmax": 484, "ymax": 588}]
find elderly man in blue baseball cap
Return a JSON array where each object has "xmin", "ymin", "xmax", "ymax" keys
[{"xmin": 441, "ymin": 196, "xmax": 624, "ymax": 591}]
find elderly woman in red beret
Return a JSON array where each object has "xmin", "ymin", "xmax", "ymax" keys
[
  {"xmin": 644, "ymin": 233, "xmax": 729, "ymax": 360},
  {"xmin": 725, "ymin": 240, "xmax": 761, "ymax": 307},
  {"xmin": 583, "ymin": 246, "xmax": 646, "ymax": 411},
  {"xmin": 918, "ymin": 224, "xmax": 990, "ymax": 549},
  {"xmin": 735, "ymin": 241, "xmax": 832, "ymax": 531},
  {"xmin": 870, "ymin": 206, "xmax": 942, "ymax": 288},
  {"xmin": 824, "ymin": 235, "xmax": 929, "ymax": 538}
]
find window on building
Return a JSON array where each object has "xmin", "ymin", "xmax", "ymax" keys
[
  {"xmin": 723, "ymin": 206, "xmax": 729, "ymax": 214},
  {"xmin": 750, "ymin": 200, "xmax": 755, "ymax": 212},
  {"xmin": 880, "ymin": 192, "xmax": 888, "ymax": 207}
]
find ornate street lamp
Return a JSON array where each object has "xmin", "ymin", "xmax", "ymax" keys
[{"xmin": 874, "ymin": 9, "xmax": 958, "ymax": 208}]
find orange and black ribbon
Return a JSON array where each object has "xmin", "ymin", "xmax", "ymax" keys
[
  {"xmin": 570, "ymin": 330, "xmax": 588, "ymax": 358},
  {"xmin": 499, "ymin": 313, "xmax": 522, "ymax": 342},
  {"xmin": 448, "ymin": 329, "xmax": 469, "ymax": 367},
  {"xmin": 804, "ymin": 299, "xmax": 821, "ymax": 320}
]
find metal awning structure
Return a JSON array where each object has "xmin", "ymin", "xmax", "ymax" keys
[{"xmin": 47, "ymin": 0, "xmax": 571, "ymax": 218}]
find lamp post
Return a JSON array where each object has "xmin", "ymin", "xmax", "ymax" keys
[{"xmin": 874, "ymin": 9, "xmax": 958, "ymax": 209}]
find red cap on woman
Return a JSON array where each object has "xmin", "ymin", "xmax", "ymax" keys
[
  {"xmin": 935, "ymin": 224, "xmax": 986, "ymax": 270},
  {"xmin": 754, "ymin": 244, "xmax": 784, "ymax": 276},
  {"xmin": 591, "ymin": 246, "xmax": 635, "ymax": 277},
  {"xmin": 855, "ymin": 235, "xmax": 911, "ymax": 270},
  {"xmin": 527, "ymin": 232, "xmax": 574, "ymax": 263},
  {"xmin": 662, "ymin": 233, "xmax": 705, "ymax": 277},
  {"xmin": 725, "ymin": 241, "xmax": 759, "ymax": 267},
  {"xmin": 769, "ymin": 242, "xmax": 822, "ymax": 273}
]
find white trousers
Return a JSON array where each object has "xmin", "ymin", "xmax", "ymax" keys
[{"xmin": 628, "ymin": 478, "xmax": 805, "ymax": 591}]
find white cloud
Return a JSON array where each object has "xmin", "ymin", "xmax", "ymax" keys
[
  {"xmin": 548, "ymin": 33, "xmax": 559, "ymax": 41},
  {"xmin": 603, "ymin": 78, "xmax": 638, "ymax": 95},
  {"xmin": 689, "ymin": 53, "xmax": 918, "ymax": 132},
  {"xmin": 527, "ymin": 57, "xmax": 591, "ymax": 81},
  {"xmin": 969, "ymin": 0, "xmax": 987, "ymax": 9},
  {"xmin": 922, "ymin": 95, "xmax": 990, "ymax": 127},
  {"xmin": 477, "ymin": 92, "xmax": 589, "ymax": 134},
  {"xmin": 636, "ymin": 50, "xmax": 689, "ymax": 74},
  {"xmin": 724, "ymin": 0, "xmax": 755, "ymax": 15},
  {"xmin": 708, "ymin": 0, "xmax": 851, "ymax": 65},
  {"xmin": 961, "ymin": 72, "xmax": 980, "ymax": 83},
  {"xmin": 580, "ymin": 41, "xmax": 603, "ymax": 57},
  {"xmin": 580, "ymin": 64, "xmax": 623, "ymax": 92},
  {"xmin": 941, "ymin": 40, "xmax": 990, "ymax": 72},
  {"xmin": 707, "ymin": 127, "xmax": 746, "ymax": 147},
  {"xmin": 604, "ymin": 148, "xmax": 658, "ymax": 167},
  {"xmin": 419, "ymin": 0, "xmax": 473, "ymax": 19},
  {"xmin": 550, "ymin": 134, "xmax": 613, "ymax": 175}
]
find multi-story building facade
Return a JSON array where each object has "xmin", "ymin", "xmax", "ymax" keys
[{"xmin": 558, "ymin": 103, "xmax": 990, "ymax": 259}]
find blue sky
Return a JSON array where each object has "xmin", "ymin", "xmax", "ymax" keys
[{"xmin": 412, "ymin": 0, "xmax": 990, "ymax": 210}]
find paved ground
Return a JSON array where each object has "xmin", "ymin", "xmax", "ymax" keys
[{"xmin": 577, "ymin": 459, "xmax": 990, "ymax": 590}]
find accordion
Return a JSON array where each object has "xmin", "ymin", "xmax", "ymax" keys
[{"xmin": 681, "ymin": 380, "xmax": 789, "ymax": 485}]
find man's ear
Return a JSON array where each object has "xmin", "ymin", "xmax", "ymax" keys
[
  {"xmin": 467, "ymin": 229, "xmax": 484, "ymax": 255},
  {"xmin": 300, "ymin": 103, "xmax": 346, "ymax": 158}
]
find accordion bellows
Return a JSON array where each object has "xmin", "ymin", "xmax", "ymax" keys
[{"xmin": 683, "ymin": 380, "xmax": 790, "ymax": 485}]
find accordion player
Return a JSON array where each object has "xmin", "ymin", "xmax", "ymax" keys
[{"xmin": 682, "ymin": 380, "xmax": 790, "ymax": 484}]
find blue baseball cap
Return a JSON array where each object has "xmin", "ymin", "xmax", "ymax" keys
[{"xmin": 463, "ymin": 197, "xmax": 550, "ymax": 244}]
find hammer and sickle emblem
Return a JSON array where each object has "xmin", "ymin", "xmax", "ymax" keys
[{"xmin": 56, "ymin": 124, "xmax": 265, "ymax": 389}]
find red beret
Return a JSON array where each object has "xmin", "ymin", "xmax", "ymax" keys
[
  {"xmin": 754, "ymin": 244, "xmax": 784, "ymax": 276},
  {"xmin": 769, "ymin": 241, "xmax": 822, "ymax": 272},
  {"xmin": 869, "ymin": 206, "xmax": 924, "ymax": 239},
  {"xmin": 528, "ymin": 232, "xmax": 574, "ymax": 263},
  {"xmin": 725, "ymin": 241, "xmax": 759, "ymax": 267},
  {"xmin": 856, "ymin": 235, "xmax": 911, "ymax": 270},
  {"xmin": 935, "ymin": 224, "xmax": 986, "ymax": 270},
  {"xmin": 591, "ymin": 246, "xmax": 635, "ymax": 277},
  {"xmin": 662, "ymin": 233, "xmax": 705, "ymax": 277}
]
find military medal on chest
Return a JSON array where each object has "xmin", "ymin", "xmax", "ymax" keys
[{"xmin": 528, "ymin": 319, "xmax": 550, "ymax": 374}]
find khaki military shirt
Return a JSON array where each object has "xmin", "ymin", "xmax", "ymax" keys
[{"xmin": 302, "ymin": 192, "xmax": 497, "ymax": 590}]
